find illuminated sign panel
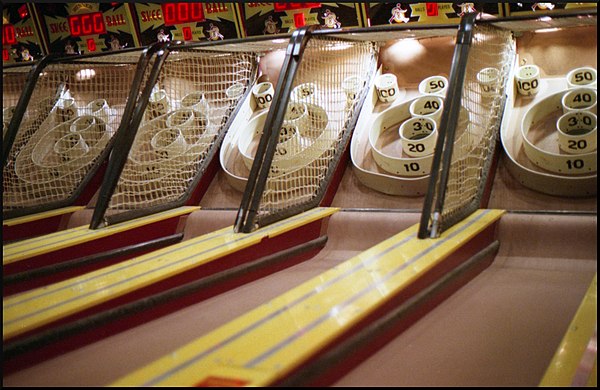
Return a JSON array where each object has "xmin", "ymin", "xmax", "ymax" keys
[
  {"xmin": 366, "ymin": 2, "xmax": 503, "ymax": 26},
  {"xmin": 36, "ymin": 3, "xmax": 140, "ymax": 55},
  {"xmin": 2, "ymin": 4, "xmax": 45, "ymax": 63},
  {"xmin": 242, "ymin": 3, "xmax": 365, "ymax": 36},
  {"xmin": 505, "ymin": 2, "xmax": 596, "ymax": 16},
  {"xmin": 272, "ymin": 3, "xmax": 321, "ymax": 12},
  {"xmin": 133, "ymin": 3, "xmax": 242, "ymax": 45}
]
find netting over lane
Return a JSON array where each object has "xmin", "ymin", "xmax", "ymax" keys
[
  {"xmin": 103, "ymin": 39, "xmax": 290, "ymax": 221},
  {"xmin": 3, "ymin": 51, "xmax": 150, "ymax": 217},
  {"xmin": 426, "ymin": 22, "xmax": 515, "ymax": 237},
  {"xmin": 254, "ymin": 37, "xmax": 377, "ymax": 227},
  {"xmin": 2, "ymin": 65, "xmax": 31, "ymax": 139},
  {"xmin": 107, "ymin": 49, "xmax": 255, "ymax": 211}
]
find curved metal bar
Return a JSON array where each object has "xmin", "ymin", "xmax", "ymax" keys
[
  {"xmin": 418, "ymin": 13, "xmax": 477, "ymax": 239},
  {"xmin": 234, "ymin": 25, "xmax": 319, "ymax": 233},
  {"xmin": 89, "ymin": 42, "xmax": 170, "ymax": 229}
]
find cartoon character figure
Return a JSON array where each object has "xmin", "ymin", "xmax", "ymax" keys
[
  {"xmin": 532, "ymin": 3, "xmax": 555, "ymax": 10},
  {"xmin": 64, "ymin": 41, "xmax": 77, "ymax": 55},
  {"xmin": 108, "ymin": 35, "xmax": 125, "ymax": 50},
  {"xmin": 263, "ymin": 15, "xmax": 280, "ymax": 34},
  {"xmin": 20, "ymin": 47, "xmax": 33, "ymax": 61},
  {"xmin": 457, "ymin": 3, "xmax": 477, "ymax": 16},
  {"xmin": 207, "ymin": 23, "xmax": 224, "ymax": 40},
  {"xmin": 323, "ymin": 9, "xmax": 342, "ymax": 29},
  {"xmin": 389, "ymin": 3, "xmax": 410, "ymax": 24},
  {"xmin": 157, "ymin": 29, "xmax": 170, "ymax": 42}
]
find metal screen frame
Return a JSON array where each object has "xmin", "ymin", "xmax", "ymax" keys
[
  {"xmin": 418, "ymin": 9, "xmax": 597, "ymax": 238},
  {"xmin": 418, "ymin": 14, "xmax": 480, "ymax": 239},
  {"xmin": 234, "ymin": 27, "xmax": 317, "ymax": 233},
  {"xmin": 2, "ymin": 46, "xmax": 157, "ymax": 220},
  {"xmin": 235, "ymin": 25, "xmax": 385, "ymax": 233},
  {"xmin": 234, "ymin": 22, "xmax": 466, "ymax": 233},
  {"xmin": 90, "ymin": 35, "xmax": 292, "ymax": 229}
]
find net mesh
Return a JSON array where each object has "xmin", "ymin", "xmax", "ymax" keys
[
  {"xmin": 253, "ymin": 37, "xmax": 377, "ymax": 227},
  {"xmin": 105, "ymin": 41, "xmax": 286, "ymax": 217},
  {"xmin": 430, "ymin": 23, "xmax": 515, "ymax": 235},
  {"xmin": 2, "ymin": 66, "xmax": 31, "ymax": 139},
  {"xmin": 3, "ymin": 51, "xmax": 149, "ymax": 216}
]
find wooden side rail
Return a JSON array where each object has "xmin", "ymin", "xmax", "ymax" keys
[
  {"xmin": 3, "ymin": 206, "xmax": 201, "ymax": 278},
  {"xmin": 3, "ymin": 207, "xmax": 339, "ymax": 343},
  {"xmin": 3, "ymin": 206, "xmax": 85, "ymax": 243},
  {"xmin": 539, "ymin": 274, "xmax": 597, "ymax": 387}
]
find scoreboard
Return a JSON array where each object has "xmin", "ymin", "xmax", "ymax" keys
[
  {"xmin": 13, "ymin": 2, "xmax": 598, "ymax": 58},
  {"xmin": 2, "ymin": 3, "xmax": 46, "ymax": 64},
  {"xmin": 504, "ymin": 2, "xmax": 597, "ymax": 16},
  {"xmin": 33, "ymin": 3, "xmax": 140, "ymax": 55},
  {"xmin": 131, "ymin": 3, "xmax": 243, "ymax": 45},
  {"xmin": 241, "ymin": 3, "xmax": 366, "ymax": 36},
  {"xmin": 366, "ymin": 2, "xmax": 503, "ymax": 26}
]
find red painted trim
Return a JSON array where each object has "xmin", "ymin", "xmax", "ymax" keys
[
  {"xmin": 3, "ymin": 216, "xmax": 185, "ymax": 277},
  {"xmin": 74, "ymin": 159, "xmax": 108, "ymax": 206},
  {"xmin": 480, "ymin": 140, "xmax": 501, "ymax": 209},
  {"xmin": 320, "ymin": 143, "xmax": 351, "ymax": 207},
  {"xmin": 185, "ymin": 154, "xmax": 220, "ymax": 206},
  {"xmin": 3, "ymin": 214, "xmax": 69, "ymax": 243},
  {"xmin": 3, "ymin": 241, "xmax": 179, "ymax": 296}
]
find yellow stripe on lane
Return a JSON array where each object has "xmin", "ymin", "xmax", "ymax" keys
[
  {"xmin": 3, "ymin": 207, "xmax": 338, "ymax": 340},
  {"xmin": 539, "ymin": 274, "xmax": 597, "ymax": 387},
  {"xmin": 111, "ymin": 209, "xmax": 504, "ymax": 387},
  {"xmin": 3, "ymin": 206, "xmax": 201, "ymax": 265},
  {"xmin": 3, "ymin": 206, "xmax": 86, "ymax": 227}
]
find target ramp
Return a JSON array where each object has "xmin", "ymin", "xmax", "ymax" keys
[
  {"xmin": 88, "ymin": 36, "xmax": 290, "ymax": 230},
  {"xmin": 2, "ymin": 61, "xmax": 91, "ymax": 241},
  {"xmin": 2, "ymin": 47, "xmax": 160, "ymax": 242},
  {"xmin": 232, "ymin": 25, "xmax": 378, "ymax": 233},
  {"xmin": 2, "ymin": 36, "xmax": 291, "ymax": 291},
  {"xmin": 109, "ymin": 208, "xmax": 503, "ymax": 386},
  {"xmin": 2, "ymin": 60, "xmax": 88, "ymax": 241},
  {"xmin": 497, "ymin": 10, "xmax": 597, "ymax": 198}
]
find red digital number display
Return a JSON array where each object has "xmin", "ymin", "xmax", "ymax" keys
[
  {"xmin": 68, "ymin": 12, "xmax": 106, "ymax": 37},
  {"xmin": 182, "ymin": 26, "xmax": 192, "ymax": 41},
  {"xmin": 87, "ymin": 38, "xmax": 97, "ymax": 52},
  {"xmin": 426, "ymin": 3, "xmax": 439, "ymax": 17},
  {"xmin": 2, "ymin": 24, "xmax": 17, "ymax": 45},
  {"xmin": 3, "ymin": 48, "xmax": 9, "ymax": 61},
  {"xmin": 18, "ymin": 5, "xmax": 29, "ymax": 19},
  {"xmin": 273, "ymin": 3, "xmax": 321, "ymax": 12},
  {"xmin": 161, "ymin": 3, "xmax": 205, "ymax": 26}
]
